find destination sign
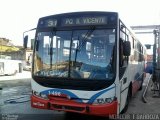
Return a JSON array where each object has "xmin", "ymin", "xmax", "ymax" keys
[
  {"xmin": 38, "ymin": 16, "xmax": 112, "ymax": 28},
  {"xmin": 62, "ymin": 17, "xmax": 107, "ymax": 26},
  {"xmin": 40, "ymin": 19, "xmax": 58, "ymax": 27}
]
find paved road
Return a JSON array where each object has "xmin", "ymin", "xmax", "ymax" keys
[
  {"xmin": 0, "ymin": 79, "xmax": 107, "ymax": 120},
  {"xmin": 126, "ymin": 74, "xmax": 160, "ymax": 114},
  {"xmin": 0, "ymin": 74, "xmax": 160, "ymax": 120}
]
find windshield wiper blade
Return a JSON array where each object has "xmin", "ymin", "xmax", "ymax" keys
[
  {"xmin": 78, "ymin": 26, "xmax": 95, "ymax": 51},
  {"xmin": 74, "ymin": 26, "xmax": 95, "ymax": 63},
  {"xmin": 49, "ymin": 36, "xmax": 53, "ymax": 69}
]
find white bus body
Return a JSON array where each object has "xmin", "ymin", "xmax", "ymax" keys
[{"xmin": 28, "ymin": 12, "xmax": 146, "ymax": 116}]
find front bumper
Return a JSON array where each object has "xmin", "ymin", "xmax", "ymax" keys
[{"xmin": 31, "ymin": 95, "xmax": 118, "ymax": 116}]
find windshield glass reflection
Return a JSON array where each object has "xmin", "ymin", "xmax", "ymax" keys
[{"xmin": 33, "ymin": 29, "xmax": 116, "ymax": 80}]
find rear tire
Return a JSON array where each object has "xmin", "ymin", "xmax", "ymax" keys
[
  {"xmin": 139, "ymin": 84, "xmax": 143, "ymax": 91},
  {"xmin": 65, "ymin": 112, "xmax": 80, "ymax": 119},
  {"xmin": 139, "ymin": 74, "xmax": 144, "ymax": 91}
]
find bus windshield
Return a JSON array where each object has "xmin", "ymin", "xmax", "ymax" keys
[{"xmin": 33, "ymin": 28, "xmax": 116, "ymax": 80}]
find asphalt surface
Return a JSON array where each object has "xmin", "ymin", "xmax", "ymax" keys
[
  {"xmin": 0, "ymin": 79, "xmax": 108, "ymax": 120},
  {"xmin": 126, "ymin": 74, "xmax": 160, "ymax": 114},
  {"xmin": 0, "ymin": 73, "xmax": 160, "ymax": 120}
]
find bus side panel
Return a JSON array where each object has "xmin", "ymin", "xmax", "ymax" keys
[{"xmin": 119, "ymin": 69, "xmax": 130, "ymax": 112}]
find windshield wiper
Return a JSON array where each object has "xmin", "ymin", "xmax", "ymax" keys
[
  {"xmin": 68, "ymin": 26, "xmax": 95, "ymax": 77},
  {"xmin": 49, "ymin": 36, "xmax": 54, "ymax": 69},
  {"xmin": 78, "ymin": 26, "xmax": 95, "ymax": 51},
  {"xmin": 74, "ymin": 26, "xmax": 95, "ymax": 63}
]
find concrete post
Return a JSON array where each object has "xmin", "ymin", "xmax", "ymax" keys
[
  {"xmin": 152, "ymin": 30, "xmax": 157, "ymax": 82},
  {"xmin": 158, "ymin": 29, "xmax": 160, "ymax": 95}
]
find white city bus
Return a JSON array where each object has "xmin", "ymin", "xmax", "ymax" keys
[{"xmin": 26, "ymin": 12, "xmax": 146, "ymax": 116}]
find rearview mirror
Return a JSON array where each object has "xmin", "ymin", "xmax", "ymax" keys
[
  {"xmin": 36, "ymin": 40, "xmax": 39, "ymax": 51},
  {"xmin": 23, "ymin": 35, "xmax": 28, "ymax": 49},
  {"xmin": 145, "ymin": 44, "xmax": 151, "ymax": 49},
  {"xmin": 123, "ymin": 41, "xmax": 131, "ymax": 56}
]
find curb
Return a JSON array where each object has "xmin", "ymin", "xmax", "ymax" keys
[{"xmin": 0, "ymin": 71, "xmax": 31, "ymax": 82}]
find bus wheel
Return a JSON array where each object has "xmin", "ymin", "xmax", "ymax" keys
[
  {"xmin": 65, "ymin": 112, "xmax": 80, "ymax": 119},
  {"xmin": 121, "ymin": 88, "xmax": 131, "ymax": 114},
  {"xmin": 139, "ymin": 74, "xmax": 144, "ymax": 91},
  {"xmin": 139, "ymin": 83, "xmax": 143, "ymax": 91}
]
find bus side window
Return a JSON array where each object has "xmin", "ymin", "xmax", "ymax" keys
[{"xmin": 120, "ymin": 38, "xmax": 130, "ymax": 68}]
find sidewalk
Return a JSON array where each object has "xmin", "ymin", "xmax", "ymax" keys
[{"xmin": 0, "ymin": 71, "xmax": 31, "ymax": 81}]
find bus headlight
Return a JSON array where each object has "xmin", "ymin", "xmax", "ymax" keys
[
  {"xmin": 33, "ymin": 91, "xmax": 48, "ymax": 100},
  {"xmin": 93, "ymin": 97, "xmax": 115, "ymax": 105}
]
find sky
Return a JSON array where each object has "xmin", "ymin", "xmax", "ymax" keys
[{"xmin": 0, "ymin": 0, "xmax": 160, "ymax": 47}]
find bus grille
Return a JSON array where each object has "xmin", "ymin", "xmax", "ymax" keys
[{"xmin": 52, "ymin": 104, "xmax": 85, "ymax": 112}]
